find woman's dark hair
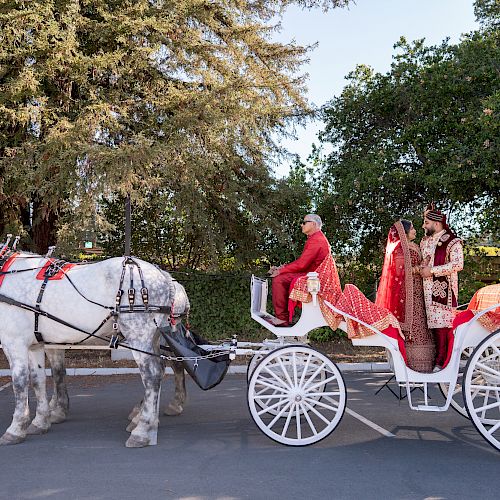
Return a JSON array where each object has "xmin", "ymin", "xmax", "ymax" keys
[{"xmin": 400, "ymin": 219, "xmax": 413, "ymax": 234}]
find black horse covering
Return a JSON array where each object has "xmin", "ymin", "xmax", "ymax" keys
[{"xmin": 159, "ymin": 324, "xmax": 230, "ymax": 390}]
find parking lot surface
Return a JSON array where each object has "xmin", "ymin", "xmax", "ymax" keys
[{"xmin": 0, "ymin": 372, "xmax": 499, "ymax": 500}]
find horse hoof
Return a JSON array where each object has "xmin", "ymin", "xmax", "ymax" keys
[
  {"xmin": 164, "ymin": 404, "xmax": 183, "ymax": 416},
  {"xmin": 50, "ymin": 411, "xmax": 67, "ymax": 424},
  {"xmin": 0, "ymin": 432, "xmax": 25, "ymax": 445},
  {"xmin": 126, "ymin": 421, "xmax": 136, "ymax": 433},
  {"xmin": 27, "ymin": 423, "xmax": 49, "ymax": 435},
  {"xmin": 128, "ymin": 408, "xmax": 140, "ymax": 421},
  {"xmin": 125, "ymin": 435, "xmax": 149, "ymax": 448}
]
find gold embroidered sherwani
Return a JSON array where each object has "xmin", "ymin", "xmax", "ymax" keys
[{"xmin": 420, "ymin": 230, "xmax": 464, "ymax": 328}]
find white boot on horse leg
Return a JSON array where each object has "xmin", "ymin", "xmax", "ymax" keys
[
  {"xmin": 0, "ymin": 342, "xmax": 32, "ymax": 445},
  {"xmin": 26, "ymin": 344, "xmax": 51, "ymax": 435},
  {"xmin": 46, "ymin": 349, "xmax": 69, "ymax": 424},
  {"xmin": 164, "ymin": 361, "xmax": 187, "ymax": 416}
]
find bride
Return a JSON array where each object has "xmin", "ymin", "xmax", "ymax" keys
[{"xmin": 376, "ymin": 220, "xmax": 435, "ymax": 372}]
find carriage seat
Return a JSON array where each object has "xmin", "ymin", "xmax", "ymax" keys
[{"xmin": 453, "ymin": 284, "xmax": 500, "ymax": 334}]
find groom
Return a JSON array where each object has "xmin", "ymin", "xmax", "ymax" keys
[{"xmin": 419, "ymin": 204, "xmax": 464, "ymax": 371}]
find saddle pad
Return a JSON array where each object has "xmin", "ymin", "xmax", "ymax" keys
[
  {"xmin": 0, "ymin": 253, "xmax": 18, "ymax": 288},
  {"xmin": 36, "ymin": 259, "xmax": 77, "ymax": 280}
]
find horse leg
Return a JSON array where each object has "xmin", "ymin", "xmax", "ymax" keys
[
  {"xmin": 26, "ymin": 344, "xmax": 51, "ymax": 435},
  {"xmin": 125, "ymin": 351, "xmax": 163, "ymax": 448},
  {"xmin": 127, "ymin": 400, "xmax": 143, "ymax": 422},
  {"xmin": 0, "ymin": 343, "xmax": 31, "ymax": 445},
  {"xmin": 164, "ymin": 361, "xmax": 187, "ymax": 416},
  {"xmin": 45, "ymin": 349, "xmax": 69, "ymax": 423}
]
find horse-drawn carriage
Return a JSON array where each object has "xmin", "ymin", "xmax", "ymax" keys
[
  {"xmin": 0, "ymin": 241, "xmax": 499, "ymax": 451},
  {"xmin": 246, "ymin": 275, "xmax": 500, "ymax": 450}
]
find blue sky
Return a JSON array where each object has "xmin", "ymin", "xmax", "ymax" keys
[{"xmin": 274, "ymin": 0, "xmax": 479, "ymax": 176}]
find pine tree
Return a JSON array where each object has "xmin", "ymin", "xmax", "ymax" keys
[{"xmin": 0, "ymin": 0, "xmax": 349, "ymax": 254}]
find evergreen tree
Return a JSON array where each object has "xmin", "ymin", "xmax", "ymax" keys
[{"xmin": 0, "ymin": 0, "xmax": 349, "ymax": 254}]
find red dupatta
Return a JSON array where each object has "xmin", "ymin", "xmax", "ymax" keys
[{"xmin": 375, "ymin": 221, "xmax": 414, "ymax": 332}]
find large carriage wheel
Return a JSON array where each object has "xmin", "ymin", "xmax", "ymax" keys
[
  {"xmin": 247, "ymin": 347, "xmax": 268, "ymax": 383},
  {"xmin": 247, "ymin": 345, "xmax": 346, "ymax": 446},
  {"xmin": 438, "ymin": 347, "xmax": 474, "ymax": 419},
  {"xmin": 247, "ymin": 345, "xmax": 327, "ymax": 417},
  {"xmin": 463, "ymin": 329, "xmax": 500, "ymax": 452}
]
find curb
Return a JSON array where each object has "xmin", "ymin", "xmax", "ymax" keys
[{"xmin": 0, "ymin": 362, "xmax": 391, "ymax": 377}]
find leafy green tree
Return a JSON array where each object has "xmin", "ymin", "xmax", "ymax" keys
[
  {"xmin": 315, "ymin": 9, "xmax": 499, "ymax": 262},
  {"xmin": 0, "ymin": 0, "xmax": 350, "ymax": 254}
]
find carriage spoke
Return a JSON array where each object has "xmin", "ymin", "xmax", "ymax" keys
[
  {"xmin": 255, "ymin": 379, "xmax": 289, "ymax": 393},
  {"xmin": 280, "ymin": 403, "xmax": 295, "ymax": 437},
  {"xmin": 476, "ymin": 361, "xmax": 500, "ymax": 377},
  {"xmin": 307, "ymin": 374, "xmax": 338, "ymax": 392},
  {"xmin": 486, "ymin": 420, "xmax": 500, "ymax": 436},
  {"xmin": 322, "ymin": 395, "xmax": 340, "ymax": 408},
  {"xmin": 300, "ymin": 402, "xmax": 318, "ymax": 436},
  {"xmin": 470, "ymin": 384, "xmax": 500, "ymax": 391},
  {"xmin": 257, "ymin": 398, "xmax": 289, "ymax": 416},
  {"xmin": 304, "ymin": 396, "xmax": 338, "ymax": 412},
  {"xmin": 254, "ymin": 393, "xmax": 291, "ymax": 400},
  {"xmin": 263, "ymin": 366, "xmax": 291, "ymax": 390},
  {"xmin": 267, "ymin": 401, "xmax": 293, "ymax": 428},
  {"xmin": 277, "ymin": 358, "xmax": 294, "ymax": 388},
  {"xmin": 292, "ymin": 352, "xmax": 299, "ymax": 387},
  {"xmin": 298, "ymin": 353, "xmax": 312, "ymax": 388},
  {"xmin": 481, "ymin": 390, "xmax": 490, "ymax": 419},
  {"xmin": 295, "ymin": 403, "xmax": 301, "ymax": 440},
  {"xmin": 472, "ymin": 399, "xmax": 500, "ymax": 413},
  {"xmin": 302, "ymin": 400, "xmax": 331, "ymax": 425},
  {"xmin": 300, "ymin": 362, "xmax": 324, "ymax": 390}
]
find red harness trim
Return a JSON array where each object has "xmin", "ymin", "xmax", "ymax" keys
[
  {"xmin": 35, "ymin": 259, "xmax": 77, "ymax": 281},
  {"xmin": 0, "ymin": 253, "xmax": 19, "ymax": 288}
]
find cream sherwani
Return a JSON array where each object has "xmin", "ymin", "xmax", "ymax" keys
[{"xmin": 420, "ymin": 230, "xmax": 464, "ymax": 328}]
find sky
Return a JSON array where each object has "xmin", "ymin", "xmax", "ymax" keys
[{"xmin": 273, "ymin": 0, "xmax": 480, "ymax": 177}]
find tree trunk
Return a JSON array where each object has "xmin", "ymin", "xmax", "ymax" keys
[{"xmin": 31, "ymin": 199, "xmax": 58, "ymax": 255}]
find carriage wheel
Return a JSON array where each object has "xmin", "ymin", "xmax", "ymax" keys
[
  {"xmin": 248, "ymin": 346, "xmax": 328, "ymax": 417},
  {"xmin": 438, "ymin": 347, "xmax": 474, "ymax": 419},
  {"xmin": 463, "ymin": 329, "xmax": 500, "ymax": 452},
  {"xmin": 247, "ymin": 345, "xmax": 346, "ymax": 446},
  {"xmin": 247, "ymin": 348, "xmax": 268, "ymax": 383}
]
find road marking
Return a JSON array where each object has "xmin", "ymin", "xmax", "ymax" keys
[
  {"xmin": 0, "ymin": 382, "xmax": 12, "ymax": 393},
  {"xmin": 346, "ymin": 407, "xmax": 395, "ymax": 437}
]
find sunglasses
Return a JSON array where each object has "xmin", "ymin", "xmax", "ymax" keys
[{"xmin": 301, "ymin": 220, "xmax": 314, "ymax": 225}]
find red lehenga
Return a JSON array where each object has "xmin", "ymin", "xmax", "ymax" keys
[{"xmin": 376, "ymin": 222, "xmax": 435, "ymax": 372}]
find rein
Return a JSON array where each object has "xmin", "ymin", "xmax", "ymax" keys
[
  {"xmin": 0, "ymin": 291, "xmax": 172, "ymax": 357},
  {"xmin": 0, "ymin": 253, "xmax": 175, "ymax": 352}
]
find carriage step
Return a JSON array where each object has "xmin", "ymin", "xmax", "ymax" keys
[{"xmin": 416, "ymin": 404, "xmax": 446, "ymax": 412}]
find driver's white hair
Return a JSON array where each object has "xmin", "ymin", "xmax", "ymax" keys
[{"xmin": 306, "ymin": 214, "xmax": 322, "ymax": 229}]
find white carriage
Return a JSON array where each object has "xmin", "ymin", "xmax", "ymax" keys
[{"xmin": 238, "ymin": 275, "xmax": 500, "ymax": 450}]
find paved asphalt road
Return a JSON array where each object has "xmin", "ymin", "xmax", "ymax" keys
[{"xmin": 0, "ymin": 372, "xmax": 499, "ymax": 500}]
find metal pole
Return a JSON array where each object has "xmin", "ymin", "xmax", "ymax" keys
[{"xmin": 125, "ymin": 193, "xmax": 131, "ymax": 256}]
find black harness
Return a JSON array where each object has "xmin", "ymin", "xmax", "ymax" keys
[{"xmin": 0, "ymin": 255, "xmax": 173, "ymax": 349}]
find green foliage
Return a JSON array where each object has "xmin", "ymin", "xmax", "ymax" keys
[
  {"xmin": 474, "ymin": 0, "xmax": 500, "ymax": 28},
  {"xmin": 175, "ymin": 270, "xmax": 268, "ymax": 340},
  {"xmin": 315, "ymin": 24, "xmax": 500, "ymax": 262}
]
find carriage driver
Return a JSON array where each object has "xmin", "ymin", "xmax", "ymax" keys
[{"xmin": 268, "ymin": 214, "xmax": 331, "ymax": 326}]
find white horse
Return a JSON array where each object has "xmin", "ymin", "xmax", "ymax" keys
[{"xmin": 0, "ymin": 251, "xmax": 186, "ymax": 447}]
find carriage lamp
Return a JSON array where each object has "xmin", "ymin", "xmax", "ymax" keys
[{"xmin": 307, "ymin": 272, "xmax": 321, "ymax": 306}]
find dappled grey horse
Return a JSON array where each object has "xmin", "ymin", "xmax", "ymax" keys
[
  {"xmin": 0, "ymin": 252, "xmax": 188, "ymax": 447},
  {"xmin": 45, "ymin": 276, "xmax": 191, "ymax": 428}
]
